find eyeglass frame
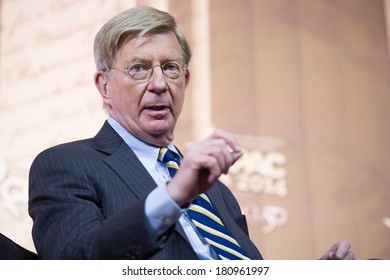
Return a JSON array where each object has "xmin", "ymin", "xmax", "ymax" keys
[{"xmin": 105, "ymin": 61, "xmax": 188, "ymax": 83}]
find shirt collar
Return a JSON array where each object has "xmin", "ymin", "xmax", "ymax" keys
[{"xmin": 107, "ymin": 116, "xmax": 179, "ymax": 167}]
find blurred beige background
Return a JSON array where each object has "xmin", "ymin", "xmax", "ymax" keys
[{"xmin": 0, "ymin": 0, "xmax": 389, "ymax": 259}]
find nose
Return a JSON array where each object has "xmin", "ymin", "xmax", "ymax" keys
[{"xmin": 147, "ymin": 65, "xmax": 168, "ymax": 93}]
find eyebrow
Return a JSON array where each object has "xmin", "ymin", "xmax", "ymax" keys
[{"xmin": 125, "ymin": 56, "xmax": 183, "ymax": 65}]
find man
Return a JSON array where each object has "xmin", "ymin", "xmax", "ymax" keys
[{"xmin": 28, "ymin": 6, "xmax": 355, "ymax": 260}]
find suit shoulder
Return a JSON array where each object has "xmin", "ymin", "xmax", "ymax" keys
[
  {"xmin": 40, "ymin": 138, "xmax": 94, "ymax": 153},
  {"xmin": 31, "ymin": 138, "xmax": 96, "ymax": 165}
]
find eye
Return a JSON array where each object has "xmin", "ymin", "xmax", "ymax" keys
[
  {"xmin": 163, "ymin": 62, "xmax": 180, "ymax": 73},
  {"xmin": 129, "ymin": 63, "xmax": 149, "ymax": 73}
]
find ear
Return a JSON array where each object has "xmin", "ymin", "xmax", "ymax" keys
[
  {"xmin": 94, "ymin": 71, "xmax": 110, "ymax": 104},
  {"xmin": 183, "ymin": 68, "xmax": 191, "ymax": 89}
]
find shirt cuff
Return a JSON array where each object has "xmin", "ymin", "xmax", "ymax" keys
[{"xmin": 145, "ymin": 182, "xmax": 183, "ymax": 237}]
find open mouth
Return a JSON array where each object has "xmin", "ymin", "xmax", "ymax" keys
[
  {"xmin": 143, "ymin": 105, "xmax": 171, "ymax": 118},
  {"xmin": 148, "ymin": 105, "xmax": 169, "ymax": 111}
]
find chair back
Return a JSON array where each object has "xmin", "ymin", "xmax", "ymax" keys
[{"xmin": 0, "ymin": 233, "xmax": 38, "ymax": 260}]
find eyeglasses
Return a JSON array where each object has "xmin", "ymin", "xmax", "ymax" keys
[{"xmin": 108, "ymin": 62, "xmax": 188, "ymax": 82}]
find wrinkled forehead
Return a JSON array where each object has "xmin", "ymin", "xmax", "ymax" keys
[{"xmin": 114, "ymin": 31, "xmax": 184, "ymax": 64}]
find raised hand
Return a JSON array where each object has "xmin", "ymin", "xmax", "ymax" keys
[{"xmin": 167, "ymin": 130, "xmax": 243, "ymax": 206}]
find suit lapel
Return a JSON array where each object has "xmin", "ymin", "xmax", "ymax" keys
[
  {"xmin": 104, "ymin": 142, "xmax": 158, "ymax": 197},
  {"xmin": 92, "ymin": 121, "xmax": 157, "ymax": 198},
  {"xmin": 92, "ymin": 122, "xmax": 191, "ymax": 245}
]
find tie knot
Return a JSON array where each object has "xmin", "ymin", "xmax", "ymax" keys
[
  {"xmin": 158, "ymin": 147, "xmax": 181, "ymax": 178},
  {"xmin": 158, "ymin": 147, "xmax": 180, "ymax": 165}
]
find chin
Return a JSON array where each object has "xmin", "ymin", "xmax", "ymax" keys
[
  {"xmin": 149, "ymin": 129, "xmax": 174, "ymax": 142},
  {"xmin": 146, "ymin": 120, "xmax": 175, "ymax": 132}
]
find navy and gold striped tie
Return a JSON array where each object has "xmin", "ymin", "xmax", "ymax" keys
[{"xmin": 158, "ymin": 147, "xmax": 250, "ymax": 260}]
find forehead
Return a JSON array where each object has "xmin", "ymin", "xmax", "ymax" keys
[{"xmin": 115, "ymin": 32, "xmax": 183, "ymax": 64}]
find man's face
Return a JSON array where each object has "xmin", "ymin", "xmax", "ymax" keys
[{"xmin": 95, "ymin": 32, "xmax": 190, "ymax": 147}]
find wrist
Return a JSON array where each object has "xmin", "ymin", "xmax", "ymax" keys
[{"xmin": 166, "ymin": 180, "xmax": 193, "ymax": 207}]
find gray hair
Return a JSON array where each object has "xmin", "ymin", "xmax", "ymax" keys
[{"xmin": 93, "ymin": 6, "xmax": 191, "ymax": 71}]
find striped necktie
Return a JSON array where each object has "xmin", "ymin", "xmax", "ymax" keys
[{"xmin": 158, "ymin": 147, "xmax": 250, "ymax": 260}]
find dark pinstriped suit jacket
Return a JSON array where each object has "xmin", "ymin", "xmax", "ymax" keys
[{"xmin": 28, "ymin": 121, "xmax": 262, "ymax": 260}]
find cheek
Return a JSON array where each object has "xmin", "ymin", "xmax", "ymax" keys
[
  {"xmin": 174, "ymin": 93, "xmax": 185, "ymax": 115},
  {"xmin": 111, "ymin": 83, "xmax": 142, "ymax": 109},
  {"xmin": 176, "ymin": 98, "xmax": 184, "ymax": 116}
]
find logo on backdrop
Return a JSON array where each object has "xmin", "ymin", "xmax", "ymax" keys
[{"xmin": 221, "ymin": 134, "xmax": 288, "ymax": 235}]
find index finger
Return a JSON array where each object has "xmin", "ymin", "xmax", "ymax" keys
[{"xmin": 211, "ymin": 129, "xmax": 242, "ymax": 153}]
